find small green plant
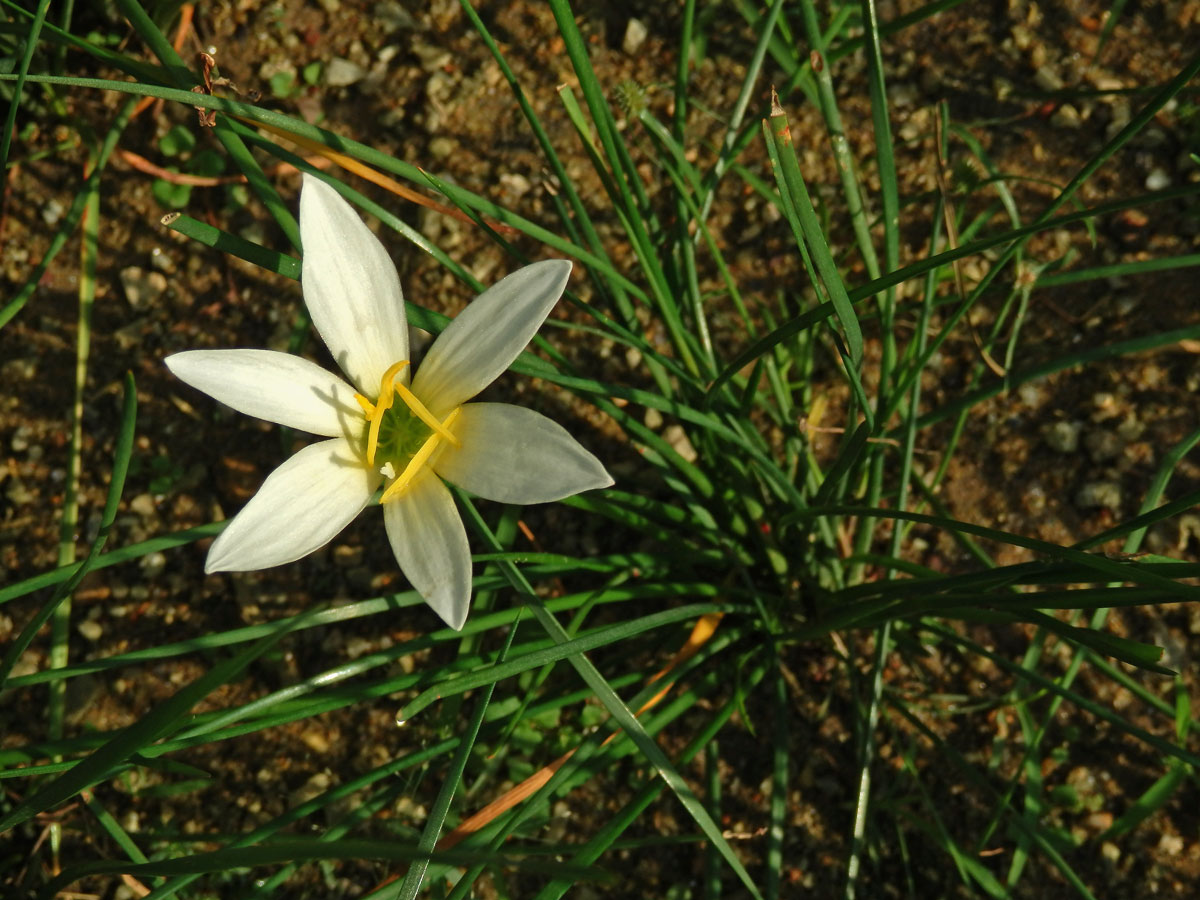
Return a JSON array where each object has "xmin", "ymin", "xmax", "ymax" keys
[{"xmin": 151, "ymin": 123, "xmax": 225, "ymax": 208}]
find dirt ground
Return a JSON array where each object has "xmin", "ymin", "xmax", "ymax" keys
[{"xmin": 3, "ymin": 1, "xmax": 1200, "ymax": 897}]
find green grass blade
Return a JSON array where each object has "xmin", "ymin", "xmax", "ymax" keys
[
  {"xmin": 766, "ymin": 665, "xmax": 789, "ymax": 899},
  {"xmin": 926, "ymin": 623, "xmax": 1200, "ymax": 770},
  {"xmin": 160, "ymin": 213, "xmax": 301, "ymax": 279},
  {"xmin": 46, "ymin": 839, "xmax": 604, "ymax": 896},
  {"xmin": 388, "ymin": 626, "xmax": 519, "ymax": 900},
  {"xmin": 0, "ymin": 0, "xmax": 49, "ymax": 170},
  {"xmin": 1099, "ymin": 763, "xmax": 1187, "ymax": 843},
  {"xmin": 1035, "ymin": 252, "xmax": 1200, "ymax": 287},
  {"xmin": 400, "ymin": 605, "xmax": 723, "ymax": 722},
  {"xmin": 114, "ymin": 0, "xmax": 300, "ymax": 247},
  {"xmin": 456, "ymin": 497, "xmax": 764, "ymax": 899},
  {"xmin": 793, "ymin": 0, "xmax": 882, "ymax": 285},
  {"xmin": 0, "ymin": 607, "xmax": 325, "ymax": 832},
  {"xmin": 844, "ymin": 622, "xmax": 891, "ymax": 899},
  {"xmin": 763, "ymin": 96, "xmax": 872, "ymax": 426},
  {"xmin": 695, "ymin": 0, "xmax": 785, "ymax": 223}
]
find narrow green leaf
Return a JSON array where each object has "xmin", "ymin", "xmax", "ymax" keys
[
  {"xmin": 46, "ymin": 839, "xmax": 605, "ymax": 896},
  {"xmin": 457, "ymin": 498, "xmax": 764, "ymax": 900},
  {"xmin": 0, "ymin": 0, "xmax": 50, "ymax": 170},
  {"xmin": 762, "ymin": 100, "xmax": 864, "ymax": 366},
  {"xmin": 160, "ymin": 213, "xmax": 300, "ymax": 278},
  {"xmin": 0, "ymin": 607, "xmax": 322, "ymax": 831},
  {"xmin": 1099, "ymin": 764, "xmax": 1188, "ymax": 842},
  {"xmin": 400, "ymin": 605, "xmax": 722, "ymax": 721}
]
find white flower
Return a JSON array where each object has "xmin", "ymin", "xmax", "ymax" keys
[{"xmin": 166, "ymin": 175, "xmax": 612, "ymax": 630}]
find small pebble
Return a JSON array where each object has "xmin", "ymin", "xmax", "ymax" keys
[
  {"xmin": 1, "ymin": 358, "xmax": 36, "ymax": 381},
  {"xmin": 300, "ymin": 729, "xmax": 331, "ymax": 753},
  {"xmin": 664, "ymin": 424, "xmax": 697, "ymax": 463},
  {"xmin": 42, "ymin": 198, "xmax": 65, "ymax": 226},
  {"xmin": 10, "ymin": 425, "xmax": 32, "ymax": 452},
  {"xmin": 289, "ymin": 772, "xmax": 332, "ymax": 807},
  {"xmin": 374, "ymin": 1, "xmax": 421, "ymax": 31},
  {"xmin": 499, "ymin": 173, "xmax": 532, "ymax": 198},
  {"xmin": 1115, "ymin": 415, "xmax": 1144, "ymax": 442},
  {"xmin": 1145, "ymin": 168, "xmax": 1171, "ymax": 191},
  {"xmin": 428, "ymin": 136, "xmax": 457, "ymax": 160},
  {"xmin": 332, "ymin": 544, "xmax": 364, "ymax": 567},
  {"xmin": 1084, "ymin": 429, "xmax": 1123, "ymax": 462},
  {"xmin": 120, "ymin": 267, "xmax": 168, "ymax": 310},
  {"xmin": 77, "ymin": 620, "xmax": 103, "ymax": 642},
  {"xmin": 5, "ymin": 477, "xmax": 33, "ymax": 505},
  {"xmin": 130, "ymin": 493, "xmax": 157, "ymax": 517},
  {"xmin": 622, "ymin": 18, "xmax": 648, "ymax": 55},
  {"xmin": 1051, "ymin": 104, "xmax": 1082, "ymax": 128},
  {"xmin": 1043, "ymin": 420, "xmax": 1081, "ymax": 453},
  {"xmin": 1076, "ymin": 481, "xmax": 1122, "ymax": 510},
  {"xmin": 1018, "ymin": 382, "xmax": 1043, "ymax": 407},
  {"xmin": 149, "ymin": 247, "xmax": 176, "ymax": 273},
  {"xmin": 326, "ymin": 57, "xmax": 366, "ymax": 87},
  {"xmin": 888, "ymin": 82, "xmax": 918, "ymax": 107},
  {"xmin": 1034, "ymin": 66, "xmax": 1064, "ymax": 92},
  {"xmin": 1158, "ymin": 833, "xmax": 1184, "ymax": 855},
  {"xmin": 139, "ymin": 551, "xmax": 167, "ymax": 578}
]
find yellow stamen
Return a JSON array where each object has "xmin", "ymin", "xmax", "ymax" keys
[
  {"xmin": 366, "ymin": 360, "xmax": 410, "ymax": 465},
  {"xmin": 380, "ymin": 408, "xmax": 462, "ymax": 503},
  {"xmin": 354, "ymin": 394, "xmax": 375, "ymax": 416},
  {"xmin": 393, "ymin": 381, "xmax": 461, "ymax": 448}
]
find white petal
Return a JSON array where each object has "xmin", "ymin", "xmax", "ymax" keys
[
  {"xmin": 382, "ymin": 471, "xmax": 472, "ymax": 630},
  {"xmin": 433, "ymin": 403, "xmax": 613, "ymax": 504},
  {"xmin": 206, "ymin": 438, "xmax": 378, "ymax": 572},
  {"xmin": 166, "ymin": 349, "xmax": 363, "ymax": 438},
  {"xmin": 411, "ymin": 259, "xmax": 571, "ymax": 417},
  {"xmin": 300, "ymin": 174, "xmax": 409, "ymax": 395}
]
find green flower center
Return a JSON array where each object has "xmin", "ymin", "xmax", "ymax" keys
[
  {"xmin": 354, "ymin": 360, "xmax": 462, "ymax": 503},
  {"xmin": 368, "ymin": 402, "xmax": 432, "ymax": 472}
]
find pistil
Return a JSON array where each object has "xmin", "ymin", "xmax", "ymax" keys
[
  {"xmin": 380, "ymin": 408, "xmax": 462, "ymax": 503},
  {"xmin": 356, "ymin": 360, "xmax": 461, "ymax": 466}
]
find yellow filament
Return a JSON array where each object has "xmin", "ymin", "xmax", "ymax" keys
[
  {"xmin": 393, "ymin": 381, "xmax": 461, "ymax": 448},
  {"xmin": 354, "ymin": 394, "xmax": 375, "ymax": 416},
  {"xmin": 380, "ymin": 408, "xmax": 462, "ymax": 503},
  {"xmin": 365, "ymin": 360, "xmax": 410, "ymax": 465}
]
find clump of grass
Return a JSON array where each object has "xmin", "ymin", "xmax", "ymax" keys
[{"xmin": 3, "ymin": 1, "xmax": 1200, "ymax": 897}]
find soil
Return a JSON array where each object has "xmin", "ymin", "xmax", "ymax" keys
[{"xmin": 3, "ymin": 1, "xmax": 1200, "ymax": 898}]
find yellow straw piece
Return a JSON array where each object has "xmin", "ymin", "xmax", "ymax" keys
[
  {"xmin": 393, "ymin": 381, "xmax": 461, "ymax": 448},
  {"xmin": 234, "ymin": 115, "xmax": 481, "ymax": 227},
  {"xmin": 380, "ymin": 408, "xmax": 462, "ymax": 503}
]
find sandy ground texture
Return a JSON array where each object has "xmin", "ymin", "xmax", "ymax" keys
[{"xmin": 3, "ymin": 0, "xmax": 1200, "ymax": 897}]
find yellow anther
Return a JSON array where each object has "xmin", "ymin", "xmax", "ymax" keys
[
  {"xmin": 354, "ymin": 394, "xmax": 376, "ymax": 416},
  {"xmin": 366, "ymin": 360, "xmax": 410, "ymax": 465},
  {"xmin": 393, "ymin": 381, "xmax": 462, "ymax": 448},
  {"xmin": 378, "ymin": 359, "xmax": 412, "ymax": 392},
  {"xmin": 380, "ymin": 408, "xmax": 462, "ymax": 503}
]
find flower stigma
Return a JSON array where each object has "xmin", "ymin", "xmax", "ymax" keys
[{"xmin": 355, "ymin": 360, "xmax": 463, "ymax": 504}]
